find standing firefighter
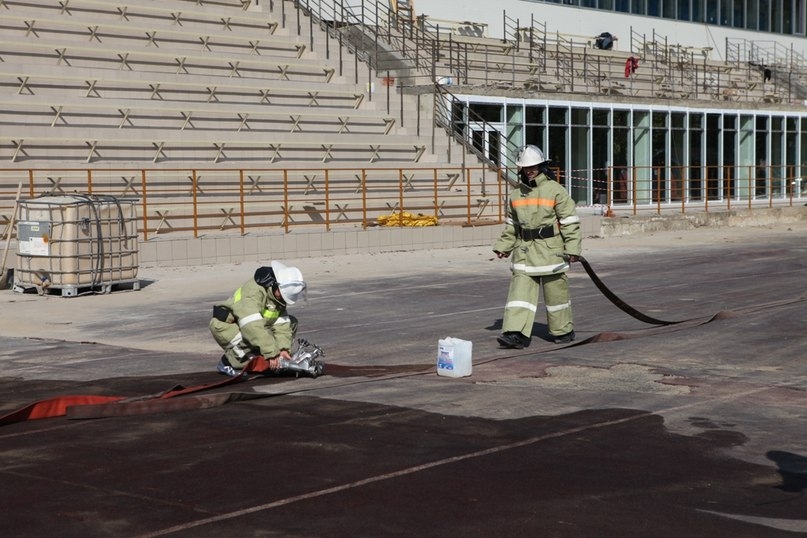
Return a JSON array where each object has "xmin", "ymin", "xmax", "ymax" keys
[
  {"xmin": 209, "ymin": 261, "xmax": 320, "ymax": 377},
  {"xmin": 494, "ymin": 145, "xmax": 582, "ymax": 348}
]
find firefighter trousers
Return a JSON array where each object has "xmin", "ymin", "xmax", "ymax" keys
[
  {"xmin": 502, "ymin": 272, "xmax": 573, "ymax": 337},
  {"xmin": 209, "ymin": 316, "xmax": 298, "ymax": 367}
]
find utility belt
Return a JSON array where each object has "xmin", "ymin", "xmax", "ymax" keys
[
  {"xmin": 212, "ymin": 305, "xmax": 233, "ymax": 323},
  {"xmin": 518, "ymin": 225, "xmax": 555, "ymax": 241}
]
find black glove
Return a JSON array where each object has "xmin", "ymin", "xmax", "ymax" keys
[
  {"xmin": 566, "ymin": 255, "xmax": 580, "ymax": 263},
  {"xmin": 494, "ymin": 250, "xmax": 510, "ymax": 259}
]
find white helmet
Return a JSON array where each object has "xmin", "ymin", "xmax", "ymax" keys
[
  {"xmin": 271, "ymin": 260, "xmax": 307, "ymax": 305},
  {"xmin": 516, "ymin": 145, "xmax": 548, "ymax": 168}
]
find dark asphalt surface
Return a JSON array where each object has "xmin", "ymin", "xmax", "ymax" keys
[{"xmin": 1, "ymin": 225, "xmax": 806, "ymax": 537}]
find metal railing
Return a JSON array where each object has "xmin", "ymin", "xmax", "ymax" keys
[
  {"xmin": 282, "ymin": 0, "xmax": 803, "ymax": 107},
  {"xmin": 0, "ymin": 165, "xmax": 503, "ymax": 240},
  {"xmin": 1, "ymin": 162, "xmax": 802, "ymax": 243},
  {"xmin": 587, "ymin": 164, "xmax": 804, "ymax": 216}
]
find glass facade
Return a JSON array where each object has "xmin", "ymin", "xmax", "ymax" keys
[
  {"xmin": 454, "ymin": 97, "xmax": 806, "ymax": 206},
  {"xmin": 523, "ymin": 0, "xmax": 807, "ymax": 35}
]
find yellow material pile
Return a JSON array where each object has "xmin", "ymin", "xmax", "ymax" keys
[{"xmin": 377, "ymin": 211, "xmax": 438, "ymax": 227}]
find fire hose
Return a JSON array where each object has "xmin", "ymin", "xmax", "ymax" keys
[
  {"xmin": 566, "ymin": 255, "xmax": 681, "ymax": 326},
  {"xmin": 0, "ymin": 339, "xmax": 325, "ymax": 425}
]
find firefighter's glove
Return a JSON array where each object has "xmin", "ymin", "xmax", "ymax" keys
[
  {"xmin": 494, "ymin": 250, "xmax": 510, "ymax": 259},
  {"xmin": 563, "ymin": 254, "xmax": 580, "ymax": 263}
]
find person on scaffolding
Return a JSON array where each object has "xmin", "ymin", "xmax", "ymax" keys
[
  {"xmin": 209, "ymin": 261, "xmax": 321, "ymax": 377},
  {"xmin": 493, "ymin": 145, "xmax": 582, "ymax": 349}
]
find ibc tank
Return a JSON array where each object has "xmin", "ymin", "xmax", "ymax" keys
[{"xmin": 14, "ymin": 194, "xmax": 139, "ymax": 297}]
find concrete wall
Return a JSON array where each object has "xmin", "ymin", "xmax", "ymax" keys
[
  {"xmin": 599, "ymin": 205, "xmax": 807, "ymax": 236},
  {"xmin": 137, "ymin": 215, "xmax": 604, "ymax": 266},
  {"xmin": 135, "ymin": 205, "xmax": 807, "ymax": 267}
]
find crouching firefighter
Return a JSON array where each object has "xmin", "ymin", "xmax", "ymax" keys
[{"xmin": 209, "ymin": 260, "xmax": 323, "ymax": 378}]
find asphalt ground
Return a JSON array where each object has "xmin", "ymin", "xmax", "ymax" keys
[{"xmin": 1, "ymin": 223, "xmax": 806, "ymax": 537}]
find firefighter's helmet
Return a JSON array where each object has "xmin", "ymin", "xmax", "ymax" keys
[
  {"xmin": 271, "ymin": 260, "xmax": 307, "ymax": 305},
  {"xmin": 516, "ymin": 145, "xmax": 548, "ymax": 168}
]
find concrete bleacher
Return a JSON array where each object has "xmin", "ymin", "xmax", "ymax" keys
[
  {"xmin": 0, "ymin": 0, "xmax": 499, "ymax": 270},
  {"xmin": 0, "ymin": 0, "xmax": 460, "ymax": 168},
  {"xmin": 3, "ymin": 64, "xmax": 367, "ymax": 107},
  {"xmin": 420, "ymin": 15, "xmax": 798, "ymax": 108}
]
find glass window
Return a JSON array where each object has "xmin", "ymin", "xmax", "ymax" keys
[
  {"xmin": 724, "ymin": 115, "xmax": 736, "ymax": 130},
  {"xmin": 797, "ymin": 0, "xmax": 806, "ymax": 34},
  {"xmin": 526, "ymin": 125, "xmax": 545, "ymax": 151},
  {"xmin": 615, "ymin": 0, "xmax": 630, "ymax": 12},
  {"xmin": 692, "ymin": 0, "xmax": 704, "ymax": 21},
  {"xmin": 613, "ymin": 109, "xmax": 630, "ymax": 127},
  {"xmin": 745, "ymin": 0, "xmax": 759, "ymax": 30},
  {"xmin": 756, "ymin": 115, "xmax": 769, "ymax": 198},
  {"xmin": 581, "ymin": 0, "xmax": 597, "ymax": 7},
  {"xmin": 632, "ymin": 0, "xmax": 647, "ymax": 14},
  {"xmin": 469, "ymin": 103, "xmax": 503, "ymax": 123},
  {"xmin": 592, "ymin": 120, "xmax": 610, "ymax": 204},
  {"xmin": 593, "ymin": 109, "xmax": 610, "ymax": 126},
  {"xmin": 549, "ymin": 107, "xmax": 568, "ymax": 125},
  {"xmin": 599, "ymin": 0, "xmax": 615, "ymax": 9},
  {"xmin": 706, "ymin": 114, "xmax": 721, "ymax": 200},
  {"xmin": 671, "ymin": 113, "xmax": 687, "ymax": 201},
  {"xmin": 679, "ymin": 0, "xmax": 691, "ymax": 19},
  {"xmin": 801, "ymin": 118, "xmax": 807, "ymax": 183},
  {"xmin": 759, "ymin": 0, "xmax": 770, "ymax": 31},
  {"xmin": 771, "ymin": 117, "xmax": 784, "ymax": 195},
  {"xmin": 689, "ymin": 112, "xmax": 704, "ymax": 200},
  {"xmin": 663, "ymin": 0, "xmax": 677, "ymax": 18},
  {"xmin": 720, "ymin": 0, "xmax": 730, "ymax": 24},
  {"xmin": 733, "ymin": 0, "xmax": 744, "ymax": 27},
  {"xmin": 652, "ymin": 112, "xmax": 669, "ymax": 202},
  {"xmin": 572, "ymin": 108, "xmax": 589, "ymax": 125},
  {"xmin": 648, "ymin": 0, "xmax": 661, "ymax": 16},
  {"xmin": 771, "ymin": 0, "xmax": 781, "ymax": 32},
  {"xmin": 707, "ymin": 0, "xmax": 718, "ymax": 23},
  {"xmin": 525, "ymin": 106, "xmax": 544, "ymax": 124},
  {"xmin": 723, "ymin": 117, "xmax": 737, "ymax": 199},
  {"xmin": 547, "ymin": 125, "xmax": 567, "ymax": 185},
  {"xmin": 782, "ymin": 0, "xmax": 793, "ymax": 34}
]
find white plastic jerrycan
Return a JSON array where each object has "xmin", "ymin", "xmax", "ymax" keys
[{"xmin": 436, "ymin": 337, "xmax": 472, "ymax": 378}]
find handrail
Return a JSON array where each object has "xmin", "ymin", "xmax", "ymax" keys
[
  {"xmin": 0, "ymin": 165, "xmax": 502, "ymax": 239},
  {"xmin": 1, "ymin": 163, "xmax": 801, "ymax": 242},
  {"xmin": 432, "ymin": 84, "xmax": 522, "ymax": 184}
]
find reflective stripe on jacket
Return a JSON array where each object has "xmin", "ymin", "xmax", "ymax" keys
[
  {"xmin": 493, "ymin": 173, "xmax": 582, "ymax": 276},
  {"xmin": 213, "ymin": 278, "xmax": 292, "ymax": 358}
]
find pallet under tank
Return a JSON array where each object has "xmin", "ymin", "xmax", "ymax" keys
[{"xmin": 13, "ymin": 194, "xmax": 139, "ymax": 297}]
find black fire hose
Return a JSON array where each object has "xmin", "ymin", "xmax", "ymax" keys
[{"xmin": 566, "ymin": 255, "xmax": 680, "ymax": 326}]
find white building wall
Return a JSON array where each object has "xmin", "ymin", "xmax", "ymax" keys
[{"xmin": 414, "ymin": 0, "xmax": 807, "ymax": 61}]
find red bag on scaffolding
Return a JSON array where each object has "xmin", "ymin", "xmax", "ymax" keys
[{"xmin": 624, "ymin": 56, "xmax": 639, "ymax": 78}]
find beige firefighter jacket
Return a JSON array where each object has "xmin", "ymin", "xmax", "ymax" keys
[
  {"xmin": 215, "ymin": 278, "xmax": 293, "ymax": 358},
  {"xmin": 493, "ymin": 173, "xmax": 582, "ymax": 276}
]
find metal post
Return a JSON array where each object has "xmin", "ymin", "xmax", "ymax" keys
[
  {"xmin": 239, "ymin": 169, "xmax": 245, "ymax": 236},
  {"xmin": 140, "ymin": 169, "xmax": 149, "ymax": 240},
  {"xmin": 191, "ymin": 169, "xmax": 198, "ymax": 238}
]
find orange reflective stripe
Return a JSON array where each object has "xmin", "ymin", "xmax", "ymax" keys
[{"xmin": 512, "ymin": 197, "xmax": 556, "ymax": 208}]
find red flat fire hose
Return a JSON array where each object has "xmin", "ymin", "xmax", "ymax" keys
[{"xmin": 0, "ymin": 355, "xmax": 277, "ymax": 426}]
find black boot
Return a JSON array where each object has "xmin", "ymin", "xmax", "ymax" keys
[
  {"xmin": 497, "ymin": 332, "xmax": 531, "ymax": 349},
  {"xmin": 553, "ymin": 331, "xmax": 575, "ymax": 344}
]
